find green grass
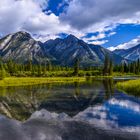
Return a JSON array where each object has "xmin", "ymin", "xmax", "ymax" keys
[
  {"xmin": 116, "ymin": 79, "xmax": 140, "ymax": 95},
  {"xmin": 113, "ymin": 72, "xmax": 140, "ymax": 76},
  {"xmin": 12, "ymin": 70, "xmax": 102, "ymax": 77},
  {"xmin": 0, "ymin": 77, "xmax": 86, "ymax": 87}
]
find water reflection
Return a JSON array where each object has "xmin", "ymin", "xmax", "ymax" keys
[
  {"xmin": 0, "ymin": 78, "xmax": 139, "ymax": 122},
  {"xmin": 0, "ymin": 78, "xmax": 140, "ymax": 139},
  {"xmin": 75, "ymin": 92, "xmax": 140, "ymax": 137}
]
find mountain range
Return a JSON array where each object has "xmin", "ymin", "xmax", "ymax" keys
[
  {"xmin": 113, "ymin": 44, "xmax": 140, "ymax": 61},
  {"xmin": 0, "ymin": 31, "xmax": 127, "ymax": 66}
]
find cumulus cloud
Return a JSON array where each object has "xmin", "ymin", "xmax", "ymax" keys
[
  {"xmin": 0, "ymin": 0, "xmax": 35, "ymax": 34},
  {"xmin": 108, "ymin": 36, "xmax": 140, "ymax": 51},
  {"xmin": 0, "ymin": 0, "xmax": 140, "ymax": 44},
  {"xmin": 0, "ymin": 0, "xmax": 72, "ymax": 41},
  {"xmin": 34, "ymin": 0, "xmax": 48, "ymax": 9},
  {"xmin": 57, "ymin": 0, "xmax": 71, "ymax": 11},
  {"xmin": 60, "ymin": 0, "xmax": 140, "ymax": 31}
]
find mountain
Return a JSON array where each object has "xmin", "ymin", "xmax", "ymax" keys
[
  {"xmin": 0, "ymin": 31, "xmax": 126, "ymax": 66},
  {"xmin": 0, "ymin": 31, "xmax": 52, "ymax": 63},
  {"xmin": 44, "ymin": 34, "xmax": 125, "ymax": 66},
  {"xmin": 113, "ymin": 44, "xmax": 140, "ymax": 61}
]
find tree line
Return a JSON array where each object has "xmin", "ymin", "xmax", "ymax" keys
[
  {"xmin": 0, "ymin": 56, "xmax": 140, "ymax": 80},
  {"xmin": 103, "ymin": 55, "xmax": 140, "ymax": 75},
  {"xmin": 114, "ymin": 59, "xmax": 140, "ymax": 74},
  {"xmin": 0, "ymin": 58, "xmax": 82, "ymax": 79}
]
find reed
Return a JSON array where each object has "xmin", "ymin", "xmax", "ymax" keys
[
  {"xmin": 0, "ymin": 77, "xmax": 86, "ymax": 87},
  {"xmin": 116, "ymin": 79, "xmax": 140, "ymax": 94}
]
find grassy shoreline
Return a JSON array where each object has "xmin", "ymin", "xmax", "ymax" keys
[
  {"xmin": 0, "ymin": 76, "xmax": 115, "ymax": 87},
  {"xmin": 116, "ymin": 79, "xmax": 140, "ymax": 94},
  {"xmin": 0, "ymin": 75, "xmax": 140, "ymax": 87},
  {"xmin": 0, "ymin": 77, "xmax": 86, "ymax": 87}
]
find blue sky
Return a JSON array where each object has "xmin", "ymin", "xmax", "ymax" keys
[
  {"xmin": 47, "ymin": 0, "xmax": 69, "ymax": 16},
  {"xmin": 0, "ymin": 0, "xmax": 140, "ymax": 50},
  {"xmin": 103, "ymin": 24, "xmax": 140, "ymax": 48}
]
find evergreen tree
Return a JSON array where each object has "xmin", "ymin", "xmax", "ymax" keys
[
  {"xmin": 28, "ymin": 59, "xmax": 33, "ymax": 72},
  {"xmin": 47, "ymin": 61, "xmax": 52, "ymax": 71},
  {"xmin": 132, "ymin": 62, "xmax": 136, "ymax": 74},
  {"xmin": 43, "ymin": 62, "xmax": 47, "ymax": 76},
  {"xmin": 109, "ymin": 59, "xmax": 113, "ymax": 75},
  {"xmin": 37, "ymin": 62, "xmax": 42, "ymax": 77},
  {"xmin": 0, "ymin": 60, "xmax": 6, "ymax": 80},
  {"xmin": 121, "ymin": 62, "xmax": 124, "ymax": 74},
  {"xmin": 124, "ymin": 62, "xmax": 128, "ymax": 73},
  {"xmin": 103, "ymin": 54, "xmax": 110, "ymax": 76},
  {"xmin": 7, "ymin": 60, "xmax": 14, "ymax": 75},
  {"xmin": 31, "ymin": 66, "xmax": 35, "ymax": 76},
  {"xmin": 136, "ymin": 59, "xmax": 140, "ymax": 74},
  {"xmin": 74, "ymin": 58, "xmax": 80, "ymax": 75}
]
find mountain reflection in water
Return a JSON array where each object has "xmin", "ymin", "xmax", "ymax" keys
[
  {"xmin": 0, "ymin": 78, "xmax": 115, "ymax": 120},
  {"xmin": 0, "ymin": 78, "xmax": 140, "ymax": 139}
]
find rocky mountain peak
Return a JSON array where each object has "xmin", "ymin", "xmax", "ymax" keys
[
  {"xmin": 65, "ymin": 34, "xmax": 79, "ymax": 42},
  {"xmin": 12, "ymin": 31, "xmax": 32, "ymax": 40},
  {"xmin": 113, "ymin": 44, "xmax": 140, "ymax": 61}
]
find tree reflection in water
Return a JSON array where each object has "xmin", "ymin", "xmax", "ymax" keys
[{"xmin": 0, "ymin": 78, "xmax": 134, "ymax": 121}]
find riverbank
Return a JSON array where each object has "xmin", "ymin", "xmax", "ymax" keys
[
  {"xmin": 116, "ymin": 79, "xmax": 140, "ymax": 95},
  {"xmin": 0, "ymin": 77, "xmax": 86, "ymax": 87}
]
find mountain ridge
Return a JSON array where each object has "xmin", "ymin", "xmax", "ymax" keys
[
  {"xmin": 113, "ymin": 44, "xmax": 140, "ymax": 61},
  {"xmin": 0, "ymin": 31, "xmax": 126, "ymax": 66}
]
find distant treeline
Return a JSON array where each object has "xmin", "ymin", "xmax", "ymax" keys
[
  {"xmin": 0, "ymin": 58, "xmax": 100, "ymax": 79},
  {"xmin": 114, "ymin": 59, "xmax": 140, "ymax": 74},
  {"xmin": 0, "ymin": 57, "xmax": 140, "ymax": 79},
  {"xmin": 103, "ymin": 55, "xmax": 140, "ymax": 75}
]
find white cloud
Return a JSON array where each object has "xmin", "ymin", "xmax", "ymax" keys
[
  {"xmin": 108, "ymin": 36, "xmax": 140, "ymax": 51},
  {"xmin": 35, "ymin": 34, "xmax": 60, "ymax": 43},
  {"xmin": 22, "ymin": 12, "xmax": 70, "ymax": 35},
  {"xmin": 57, "ymin": 0, "xmax": 70, "ymax": 11},
  {"xmin": 60, "ymin": 0, "xmax": 140, "ymax": 36},
  {"xmin": 0, "ymin": 0, "xmax": 72, "ymax": 41},
  {"xmin": 82, "ymin": 32, "xmax": 108, "ymax": 45},
  {"xmin": 82, "ymin": 31, "xmax": 116, "ymax": 45},
  {"xmin": 89, "ymin": 40, "xmax": 108, "ymax": 45},
  {"xmin": 0, "ymin": 0, "xmax": 37, "ymax": 34},
  {"xmin": 107, "ymin": 32, "xmax": 116, "ymax": 37},
  {"xmin": 83, "ymin": 33, "xmax": 106, "ymax": 41},
  {"xmin": 0, "ymin": 0, "xmax": 140, "ymax": 44},
  {"xmin": 34, "ymin": 0, "xmax": 48, "ymax": 9},
  {"xmin": 109, "ymin": 98, "xmax": 140, "ymax": 113},
  {"xmin": 75, "ymin": 97, "xmax": 140, "ymax": 135}
]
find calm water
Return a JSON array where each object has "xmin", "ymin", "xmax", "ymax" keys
[{"xmin": 0, "ymin": 78, "xmax": 140, "ymax": 128}]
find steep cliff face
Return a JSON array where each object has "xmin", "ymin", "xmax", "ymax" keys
[{"xmin": 0, "ymin": 31, "xmax": 51, "ymax": 63}]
